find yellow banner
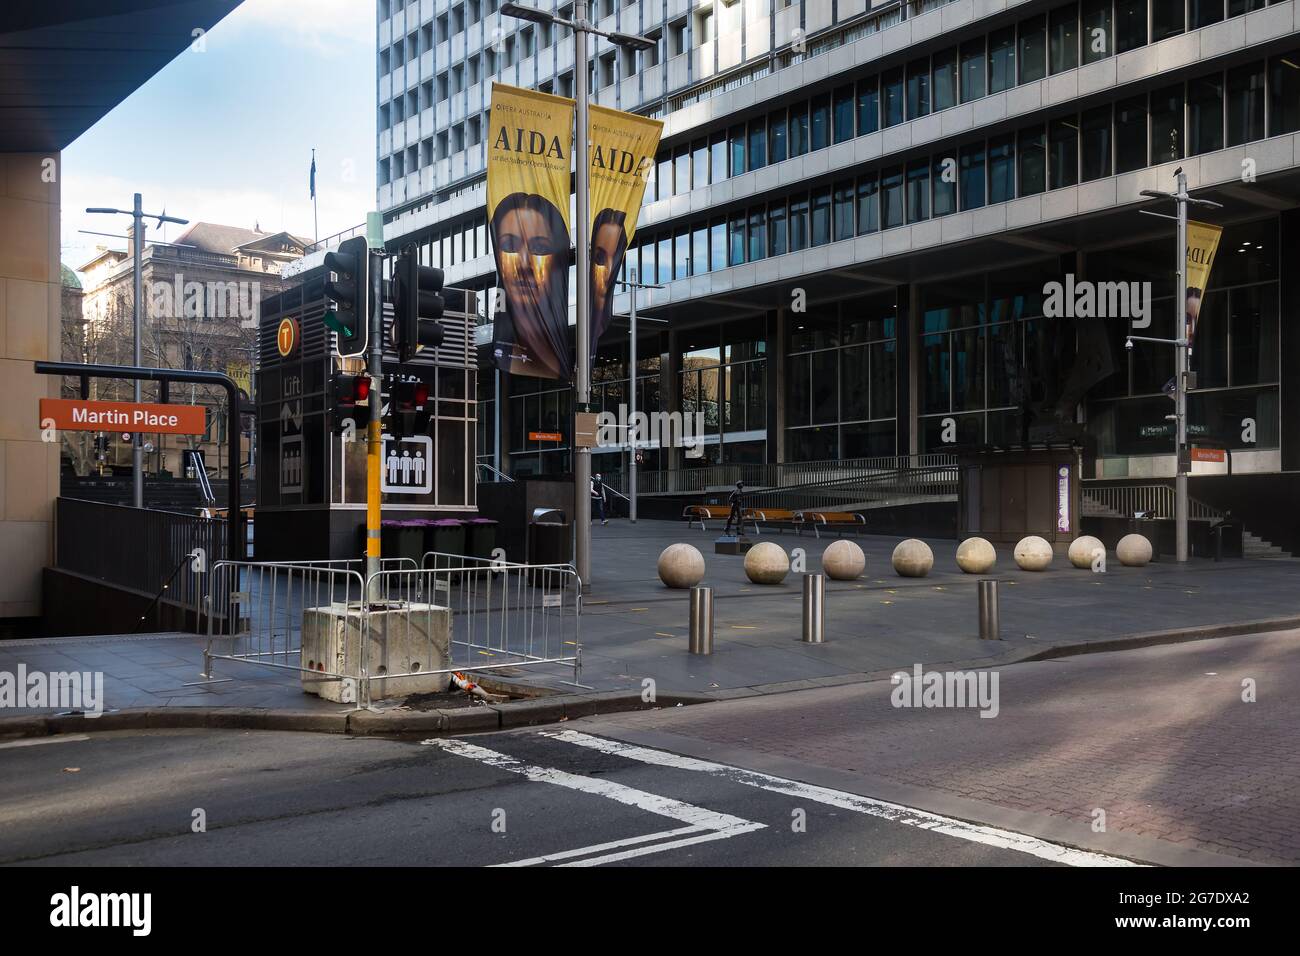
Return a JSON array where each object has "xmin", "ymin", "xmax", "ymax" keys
[
  {"xmin": 1185, "ymin": 221, "xmax": 1222, "ymax": 352},
  {"xmin": 587, "ymin": 104, "xmax": 663, "ymax": 355},
  {"xmin": 488, "ymin": 83, "xmax": 574, "ymax": 380}
]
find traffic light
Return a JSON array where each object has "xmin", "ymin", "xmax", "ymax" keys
[
  {"xmin": 391, "ymin": 244, "xmax": 445, "ymax": 363},
  {"xmin": 387, "ymin": 379, "xmax": 430, "ymax": 439},
  {"xmin": 323, "ymin": 236, "xmax": 371, "ymax": 358},
  {"xmin": 331, "ymin": 372, "xmax": 372, "ymax": 430}
]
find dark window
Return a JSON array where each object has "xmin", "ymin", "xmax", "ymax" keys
[
  {"xmin": 1151, "ymin": 83, "xmax": 1185, "ymax": 163},
  {"xmin": 883, "ymin": 69, "xmax": 905, "ymax": 127},
  {"xmin": 1268, "ymin": 52, "xmax": 1300, "ymax": 136},
  {"xmin": 748, "ymin": 120, "xmax": 767, "ymax": 171},
  {"xmin": 728, "ymin": 213, "xmax": 746, "ymax": 266},
  {"xmin": 729, "ymin": 124, "xmax": 746, "ymax": 175},
  {"xmin": 769, "ymin": 201, "xmax": 788, "ymax": 257},
  {"xmin": 857, "ymin": 175, "xmax": 880, "ymax": 234},
  {"xmin": 1049, "ymin": 117, "xmax": 1079, "ymax": 189},
  {"xmin": 1115, "ymin": 95, "xmax": 1148, "ymax": 172},
  {"xmin": 1019, "ymin": 16, "xmax": 1047, "ymax": 84},
  {"xmin": 748, "ymin": 208, "xmax": 766, "ymax": 261},
  {"xmin": 907, "ymin": 59, "xmax": 931, "ymax": 120},
  {"xmin": 769, "ymin": 110, "xmax": 788, "ymax": 163},
  {"xmin": 1082, "ymin": 0, "xmax": 1112, "ymax": 65},
  {"xmin": 811, "ymin": 187, "xmax": 832, "ymax": 246},
  {"xmin": 1018, "ymin": 125, "xmax": 1047, "ymax": 195},
  {"xmin": 857, "ymin": 76, "xmax": 880, "ymax": 134},
  {"xmin": 1152, "ymin": 0, "xmax": 1184, "ymax": 41},
  {"xmin": 989, "ymin": 28, "xmax": 1016, "ymax": 94},
  {"xmin": 1049, "ymin": 4, "xmax": 1079, "ymax": 75},
  {"xmin": 1081, "ymin": 105, "xmax": 1112, "ymax": 181},
  {"xmin": 959, "ymin": 145, "xmax": 986, "ymax": 209},
  {"xmin": 1188, "ymin": 73, "xmax": 1224, "ymax": 156},
  {"xmin": 907, "ymin": 161, "xmax": 930, "ymax": 223},
  {"xmin": 960, "ymin": 39, "xmax": 986, "ymax": 102},
  {"xmin": 933, "ymin": 47, "xmax": 958, "ymax": 111},
  {"xmin": 1115, "ymin": 0, "xmax": 1148, "ymax": 53},
  {"xmin": 789, "ymin": 195, "xmax": 809, "ymax": 251},
  {"xmin": 1226, "ymin": 63, "xmax": 1265, "ymax": 146},
  {"xmin": 881, "ymin": 167, "xmax": 904, "ymax": 229},
  {"xmin": 1189, "ymin": 0, "xmax": 1224, "ymax": 29},
  {"xmin": 833, "ymin": 85, "xmax": 855, "ymax": 142},
  {"xmin": 834, "ymin": 181, "xmax": 855, "ymax": 241},
  {"xmin": 989, "ymin": 134, "xmax": 1015, "ymax": 204},
  {"xmin": 932, "ymin": 157, "xmax": 957, "ymax": 216},
  {"xmin": 810, "ymin": 94, "xmax": 830, "ymax": 150},
  {"xmin": 790, "ymin": 104, "xmax": 809, "ymax": 156}
]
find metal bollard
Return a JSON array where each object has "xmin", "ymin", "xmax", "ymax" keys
[
  {"xmin": 688, "ymin": 586, "xmax": 714, "ymax": 655},
  {"xmin": 802, "ymin": 573, "xmax": 825, "ymax": 643},
  {"xmin": 978, "ymin": 579, "xmax": 1000, "ymax": 641}
]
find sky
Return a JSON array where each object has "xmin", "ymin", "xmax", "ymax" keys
[{"xmin": 61, "ymin": 0, "xmax": 376, "ymax": 275}]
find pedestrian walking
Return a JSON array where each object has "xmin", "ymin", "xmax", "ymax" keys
[{"xmin": 591, "ymin": 473, "xmax": 608, "ymax": 525}]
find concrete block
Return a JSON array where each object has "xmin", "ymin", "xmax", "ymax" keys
[{"xmin": 301, "ymin": 601, "xmax": 451, "ymax": 702}]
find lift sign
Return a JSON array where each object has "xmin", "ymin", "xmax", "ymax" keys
[{"xmin": 40, "ymin": 399, "xmax": 207, "ymax": 435}]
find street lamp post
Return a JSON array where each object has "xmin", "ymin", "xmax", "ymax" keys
[
  {"xmin": 500, "ymin": 3, "xmax": 655, "ymax": 586},
  {"xmin": 1136, "ymin": 170, "xmax": 1222, "ymax": 563},
  {"xmin": 86, "ymin": 196, "xmax": 188, "ymax": 509}
]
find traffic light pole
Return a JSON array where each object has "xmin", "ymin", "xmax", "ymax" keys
[{"xmin": 365, "ymin": 253, "xmax": 384, "ymax": 601}]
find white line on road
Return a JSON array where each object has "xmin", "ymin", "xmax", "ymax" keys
[
  {"xmin": 0, "ymin": 734, "xmax": 91, "ymax": 750},
  {"xmin": 541, "ymin": 730, "xmax": 1143, "ymax": 868},
  {"xmin": 423, "ymin": 737, "xmax": 765, "ymax": 866}
]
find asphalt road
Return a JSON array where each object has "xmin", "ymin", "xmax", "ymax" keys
[{"xmin": 0, "ymin": 727, "xmax": 1130, "ymax": 867}]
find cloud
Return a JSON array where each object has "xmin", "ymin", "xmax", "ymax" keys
[{"xmin": 217, "ymin": 0, "xmax": 375, "ymax": 57}]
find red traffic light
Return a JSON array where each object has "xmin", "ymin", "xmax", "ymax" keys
[
  {"xmin": 354, "ymin": 376, "xmax": 371, "ymax": 402},
  {"xmin": 414, "ymin": 382, "xmax": 429, "ymax": 406}
]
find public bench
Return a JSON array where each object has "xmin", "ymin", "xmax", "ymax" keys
[
  {"xmin": 743, "ymin": 507, "xmax": 796, "ymax": 534},
  {"xmin": 793, "ymin": 510, "xmax": 866, "ymax": 538},
  {"xmin": 682, "ymin": 504, "xmax": 731, "ymax": 531}
]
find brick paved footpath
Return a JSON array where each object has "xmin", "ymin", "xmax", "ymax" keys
[{"xmin": 582, "ymin": 629, "xmax": 1300, "ymax": 865}]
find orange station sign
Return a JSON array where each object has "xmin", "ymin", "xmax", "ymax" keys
[
  {"xmin": 1191, "ymin": 447, "xmax": 1226, "ymax": 463},
  {"xmin": 40, "ymin": 398, "xmax": 207, "ymax": 435}
]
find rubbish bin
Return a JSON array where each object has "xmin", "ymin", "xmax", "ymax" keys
[
  {"xmin": 528, "ymin": 507, "xmax": 569, "ymax": 569},
  {"xmin": 430, "ymin": 518, "xmax": 467, "ymax": 560},
  {"xmin": 465, "ymin": 517, "xmax": 499, "ymax": 561}
]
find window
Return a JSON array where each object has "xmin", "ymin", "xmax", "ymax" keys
[
  {"xmin": 960, "ymin": 39, "xmax": 986, "ymax": 102},
  {"xmin": 857, "ymin": 175, "xmax": 880, "ymax": 234},
  {"xmin": 728, "ymin": 214, "xmax": 746, "ymax": 265},
  {"xmin": 1152, "ymin": 0, "xmax": 1184, "ymax": 41},
  {"xmin": 811, "ymin": 188, "xmax": 832, "ymax": 246},
  {"xmin": 710, "ymin": 132, "xmax": 727, "ymax": 183},
  {"xmin": 933, "ymin": 48, "xmax": 958, "ymax": 111},
  {"xmin": 959, "ymin": 145, "xmax": 986, "ymax": 209},
  {"xmin": 692, "ymin": 140, "xmax": 709, "ymax": 189},
  {"xmin": 1018, "ymin": 125, "xmax": 1047, "ymax": 195},
  {"xmin": 1226, "ymin": 64, "xmax": 1265, "ymax": 146},
  {"xmin": 883, "ymin": 69, "xmax": 905, "ymax": 127},
  {"xmin": 989, "ymin": 29, "xmax": 1016, "ymax": 94},
  {"xmin": 1268, "ymin": 52, "xmax": 1300, "ymax": 136},
  {"xmin": 811, "ymin": 94, "xmax": 830, "ymax": 150},
  {"xmin": 1081, "ymin": 105, "xmax": 1112, "ymax": 181},
  {"xmin": 1151, "ymin": 83, "xmax": 1185, "ymax": 163},
  {"xmin": 790, "ymin": 104, "xmax": 810, "ymax": 155},
  {"xmin": 674, "ymin": 147, "xmax": 690, "ymax": 194},
  {"xmin": 1082, "ymin": 0, "xmax": 1112, "ymax": 65},
  {"xmin": 906, "ymin": 161, "xmax": 930, "ymax": 223},
  {"xmin": 906, "ymin": 60, "xmax": 930, "ymax": 120},
  {"xmin": 748, "ymin": 208, "xmax": 766, "ymax": 261},
  {"xmin": 1049, "ymin": 117, "xmax": 1079, "ymax": 189},
  {"xmin": 1189, "ymin": 0, "xmax": 1224, "ymax": 29},
  {"xmin": 1019, "ymin": 16, "xmax": 1047, "ymax": 84},
  {"xmin": 881, "ymin": 167, "xmax": 904, "ymax": 229},
  {"xmin": 857, "ymin": 77, "xmax": 880, "ymax": 134},
  {"xmin": 710, "ymin": 220, "xmax": 727, "ymax": 271},
  {"xmin": 789, "ymin": 195, "xmax": 809, "ymax": 251},
  {"xmin": 989, "ymin": 134, "xmax": 1015, "ymax": 203},
  {"xmin": 729, "ymin": 124, "xmax": 746, "ymax": 175},
  {"xmin": 657, "ymin": 235, "xmax": 672, "ymax": 284},
  {"xmin": 1115, "ymin": 95, "xmax": 1148, "ymax": 172},
  {"xmin": 770, "ymin": 110, "xmax": 788, "ymax": 163},
  {"xmin": 769, "ymin": 201, "xmax": 788, "ymax": 256},
  {"xmin": 1188, "ymin": 73, "xmax": 1224, "ymax": 156},
  {"xmin": 1115, "ymin": 0, "xmax": 1148, "ymax": 53},
  {"xmin": 656, "ymin": 153, "xmax": 672, "ymax": 200},
  {"xmin": 675, "ymin": 230, "xmax": 690, "ymax": 279},
  {"xmin": 1049, "ymin": 5, "xmax": 1079, "ymax": 75},
  {"xmin": 692, "ymin": 225, "xmax": 708, "ymax": 276},
  {"xmin": 834, "ymin": 181, "xmax": 855, "ymax": 241},
  {"xmin": 932, "ymin": 157, "xmax": 957, "ymax": 216},
  {"xmin": 834, "ymin": 86, "xmax": 855, "ymax": 142},
  {"xmin": 748, "ymin": 119, "xmax": 767, "ymax": 171}
]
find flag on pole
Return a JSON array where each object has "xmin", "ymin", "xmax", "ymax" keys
[{"xmin": 309, "ymin": 150, "xmax": 317, "ymax": 200}]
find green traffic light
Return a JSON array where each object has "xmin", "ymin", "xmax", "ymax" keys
[{"xmin": 323, "ymin": 309, "xmax": 353, "ymax": 337}]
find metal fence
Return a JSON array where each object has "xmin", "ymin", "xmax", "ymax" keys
[
  {"xmin": 201, "ymin": 554, "xmax": 582, "ymax": 707},
  {"xmin": 1081, "ymin": 483, "xmax": 1222, "ymax": 521}
]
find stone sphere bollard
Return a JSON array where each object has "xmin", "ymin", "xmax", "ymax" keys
[
  {"xmin": 1117, "ymin": 533, "xmax": 1154, "ymax": 567},
  {"xmin": 955, "ymin": 537, "xmax": 997, "ymax": 574},
  {"xmin": 822, "ymin": 539, "xmax": 866, "ymax": 581},
  {"xmin": 657, "ymin": 543, "xmax": 705, "ymax": 589},
  {"xmin": 892, "ymin": 539, "xmax": 934, "ymax": 578},
  {"xmin": 744, "ymin": 541, "xmax": 790, "ymax": 585},
  {"xmin": 1068, "ymin": 535, "xmax": 1106, "ymax": 569},
  {"xmin": 1014, "ymin": 535, "xmax": 1054, "ymax": 571}
]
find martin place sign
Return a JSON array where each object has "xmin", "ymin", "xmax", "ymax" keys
[{"xmin": 40, "ymin": 398, "xmax": 207, "ymax": 435}]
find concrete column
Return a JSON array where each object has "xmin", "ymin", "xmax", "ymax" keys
[{"xmin": 0, "ymin": 153, "xmax": 63, "ymax": 623}]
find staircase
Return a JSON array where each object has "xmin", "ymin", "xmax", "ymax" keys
[{"xmin": 1242, "ymin": 531, "xmax": 1297, "ymax": 560}]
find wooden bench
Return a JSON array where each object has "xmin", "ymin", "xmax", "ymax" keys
[
  {"xmin": 793, "ymin": 510, "xmax": 866, "ymax": 538},
  {"xmin": 743, "ymin": 507, "xmax": 796, "ymax": 535},
  {"xmin": 682, "ymin": 504, "xmax": 731, "ymax": 531}
]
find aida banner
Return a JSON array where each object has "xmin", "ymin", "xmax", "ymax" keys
[
  {"xmin": 1185, "ymin": 221, "xmax": 1222, "ymax": 354},
  {"xmin": 488, "ymin": 83, "xmax": 574, "ymax": 380},
  {"xmin": 587, "ymin": 104, "xmax": 663, "ymax": 364}
]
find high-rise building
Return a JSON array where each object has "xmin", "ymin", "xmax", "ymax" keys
[{"xmin": 377, "ymin": 0, "xmax": 1300, "ymax": 552}]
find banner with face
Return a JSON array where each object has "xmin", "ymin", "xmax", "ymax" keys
[{"xmin": 1185, "ymin": 221, "xmax": 1222, "ymax": 355}]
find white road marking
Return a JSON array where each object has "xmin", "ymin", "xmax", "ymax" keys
[
  {"xmin": 0, "ymin": 734, "xmax": 91, "ymax": 751},
  {"xmin": 423, "ymin": 737, "xmax": 765, "ymax": 866},
  {"xmin": 541, "ymin": 730, "xmax": 1143, "ymax": 868}
]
